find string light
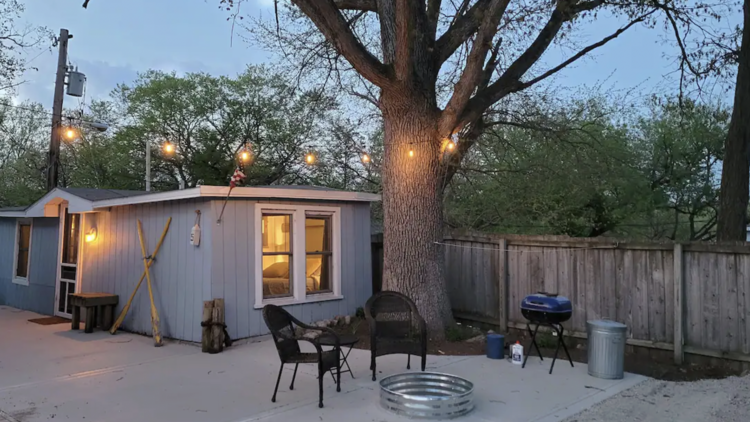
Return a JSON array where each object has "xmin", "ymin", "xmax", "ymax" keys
[
  {"xmin": 361, "ymin": 152, "xmax": 371, "ymax": 164},
  {"xmin": 239, "ymin": 145, "xmax": 252, "ymax": 163},
  {"xmin": 408, "ymin": 149, "xmax": 415, "ymax": 158},
  {"xmin": 163, "ymin": 141, "xmax": 175, "ymax": 154},
  {"xmin": 305, "ymin": 153, "xmax": 316, "ymax": 165},
  {"xmin": 446, "ymin": 140, "xmax": 456, "ymax": 151},
  {"xmin": 64, "ymin": 127, "xmax": 77, "ymax": 140}
]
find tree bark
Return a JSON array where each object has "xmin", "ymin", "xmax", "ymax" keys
[
  {"xmin": 380, "ymin": 91, "xmax": 454, "ymax": 339},
  {"xmin": 717, "ymin": 0, "xmax": 750, "ymax": 241}
]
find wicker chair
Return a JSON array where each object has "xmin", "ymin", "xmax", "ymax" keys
[
  {"xmin": 262, "ymin": 304, "xmax": 341, "ymax": 408},
  {"xmin": 364, "ymin": 291, "xmax": 427, "ymax": 381}
]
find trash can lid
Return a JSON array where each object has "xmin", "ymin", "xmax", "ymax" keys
[
  {"xmin": 587, "ymin": 320, "xmax": 627, "ymax": 331},
  {"xmin": 486, "ymin": 333, "xmax": 504, "ymax": 339}
]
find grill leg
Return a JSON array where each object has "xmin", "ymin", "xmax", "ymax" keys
[
  {"xmin": 559, "ymin": 325, "xmax": 574, "ymax": 367},
  {"xmin": 522, "ymin": 323, "xmax": 543, "ymax": 368},
  {"xmin": 407, "ymin": 354, "xmax": 411, "ymax": 370}
]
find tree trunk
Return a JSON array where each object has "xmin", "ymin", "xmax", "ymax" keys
[
  {"xmin": 380, "ymin": 92, "xmax": 454, "ymax": 339},
  {"xmin": 717, "ymin": 1, "xmax": 750, "ymax": 241}
]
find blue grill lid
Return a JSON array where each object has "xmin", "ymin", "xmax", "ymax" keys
[{"xmin": 521, "ymin": 293, "xmax": 572, "ymax": 313}]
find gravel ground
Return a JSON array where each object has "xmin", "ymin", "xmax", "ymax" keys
[{"xmin": 563, "ymin": 375, "xmax": 750, "ymax": 422}]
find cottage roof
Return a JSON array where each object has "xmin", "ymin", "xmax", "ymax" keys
[{"xmin": 0, "ymin": 185, "xmax": 380, "ymax": 218}]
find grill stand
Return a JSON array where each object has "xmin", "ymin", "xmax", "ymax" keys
[{"xmin": 521, "ymin": 322, "xmax": 574, "ymax": 374}]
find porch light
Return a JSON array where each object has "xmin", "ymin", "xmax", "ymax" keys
[{"xmin": 85, "ymin": 227, "xmax": 97, "ymax": 243}]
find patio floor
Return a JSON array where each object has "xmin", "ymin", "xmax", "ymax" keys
[{"xmin": 0, "ymin": 306, "xmax": 647, "ymax": 422}]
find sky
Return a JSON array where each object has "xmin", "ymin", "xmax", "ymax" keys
[{"xmin": 14, "ymin": 0, "xmax": 741, "ymax": 110}]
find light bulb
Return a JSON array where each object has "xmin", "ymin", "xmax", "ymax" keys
[
  {"xmin": 447, "ymin": 141, "xmax": 456, "ymax": 151},
  {"xmin": 240, "ymin": 151, "xmax": 250, "ymax": 162},
  {"xmin": 65, "ymin": 128, "xmax": 76, "ymax": 140},
  {"xmin": 408, "ymin": 150, "xmax": 415, "ymax": 158},
  {"xmin": 305, "ymin": 153, "xmax": 315, "ymax": 164},
  {"xmin": 163, "ymin": 142, "xmax": 174, "ymax": 154},
  {"xmin": 361, "ymin": 153, "xmax": 371, "ymax": 164}
]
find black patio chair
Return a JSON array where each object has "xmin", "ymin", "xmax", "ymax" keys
[
  {"xmin": 262, "ymin": 304, "xmax": 341, "ymax": 408},
  {"xmin": 364, "ymin": 291, "xmax": 427, "ymax": 381}
]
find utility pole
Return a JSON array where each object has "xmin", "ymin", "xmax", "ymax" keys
[{"xmin": 46, "ymin": 29, "xmax": 72, "ymax": 192}]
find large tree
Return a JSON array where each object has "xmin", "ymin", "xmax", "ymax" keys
[{"xmin": 214, "ymin": 0, "xmax": 728, "ymax": 335}]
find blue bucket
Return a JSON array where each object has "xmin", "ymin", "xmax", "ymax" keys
[{"xmin": 486, "ymin": 334, "xmax": 505, "ymax": 359}]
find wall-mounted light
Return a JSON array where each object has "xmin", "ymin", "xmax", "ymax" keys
[{"xmin": 85, "ymin": 227, "xmax": 97, "ymax": 243}]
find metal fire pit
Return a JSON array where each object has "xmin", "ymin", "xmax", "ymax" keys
[{"xmin": 379, "ymin": 372, "xmax": 474, "ymax": 419}]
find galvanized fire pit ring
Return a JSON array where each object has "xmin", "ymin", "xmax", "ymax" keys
[{"xmin": 379, "ymin": 372, "xmax": 475, "ymax": 419}]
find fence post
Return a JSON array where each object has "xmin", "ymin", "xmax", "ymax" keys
[
  {"xmin": 498, "ymin": 239, "xmax": 509, "ymax": 332},
  {"xmin": 673, "ymin": 243, "xmax": 684, "ymax": 365}
]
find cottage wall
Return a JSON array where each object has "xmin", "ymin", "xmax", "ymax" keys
[
  {"xmin": 210, "ymin": 199, "xmax": 373, "ymax": 340},
  {"xmin": 0, "ymin": 217, "xmax": 59, "ymax": 314},
  {"xmin": 80, "ymin": 199, "xmax": 213, "ymax": 342}
]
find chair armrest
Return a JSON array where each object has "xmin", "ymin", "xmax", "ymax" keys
[{"xmin": 295, "ymin": 337, "xmax": 325, "ymax": 354}]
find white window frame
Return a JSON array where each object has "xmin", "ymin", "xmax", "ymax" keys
[
  {"xmin": 12, "ymin": 219, "xmax": 33, "ymax": 286},
  {"xmin": 254, "ymin": 203, "xmax": 342, "ymax": 308}
]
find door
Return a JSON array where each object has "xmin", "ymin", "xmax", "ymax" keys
[{"xmin": 55, "ymin": 206, "xmax": 81, "ymax": 317}]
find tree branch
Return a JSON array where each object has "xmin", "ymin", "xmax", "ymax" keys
[
  {"xmin": 291, "ymin": 0, "xmax": 394, "ymax": 88},
  {"xmin": 438, "ymin": 0, "xmax": 510, "ymax": 137},
  {"xmin": 433, "ymin": 0, "xmax": 493, "ymax": 65},
  {"xmin": 333, "ymin": 0, "xmax": 377, "ymax": 10}
]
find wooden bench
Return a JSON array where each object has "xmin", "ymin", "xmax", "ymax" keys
[{"xmin": 70, "ymin": 293, "xmax": 119, "ymax": 333}]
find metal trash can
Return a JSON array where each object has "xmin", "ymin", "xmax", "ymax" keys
[
  {"xmin": 587, "ymin": 320, "xmax": 627, "ymax": 379},
  {"xmin": 486, "ymin": 334, "xmax": 504, "ymax": 359}
]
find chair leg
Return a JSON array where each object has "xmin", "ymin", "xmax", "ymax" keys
[
  {"xmin": 371, "ymin": 357, "xmax": 377, "ymax": 381},
  {"xmin": 336, "ymin": 358, "xmax": 341, "ymax": 393},
  {"xmin": 290, "ymin": 363, "xmax": 299, "ymax": 390},
  {"xmin": 421, "ymin": 353, "xmax": 426, "ymax": 372},
  {"xmin": 272, "ymin": 363, "xmax": 284, "ymax": 403},
  {"xmin": 407, "ymin": 354, "xmax": 411, "ymax": 370},
  {"xmin": 318, "ymin": 363, "xmax": 324, "ymax": 408}
]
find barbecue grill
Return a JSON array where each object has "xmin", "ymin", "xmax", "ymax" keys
[{"xmin": 520, "ymin": 292, "xmax": 574, "ymax": 374}]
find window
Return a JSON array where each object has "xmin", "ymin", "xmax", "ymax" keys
[
  {"xmin": 261, "ymin": 214, "xmax": 293, "ymax": 298},
  {"xmin": 255, "ymin": 204, "xmax": 341, "ymax": 307},
  {"xmin": 306, "ymin": 215, "xmax": 332, "ymax": 294},
  {"xmin": 13, "ymin": 220, "xmax": 32, "ymax": 285}
]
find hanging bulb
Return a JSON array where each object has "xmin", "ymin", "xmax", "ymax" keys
[
  {"xmin": 446, "ymin": 140, "xmax": 456, "ymax": 151},
  {"xmin": 64, "ymin": 128, "xmax": 76, "ymax": 140},
  {"xmin": 163, "ymin": 141, "xmax": 175, "ymax": 154},
  {"xmin": 305, "ymin": 153, "xmax": 315, "ymax": 165},
  {"xmin": 361, "ymin": 152, "xmax": 371, "ymax": 164},
  {"xmin": 408, "ymin": 149, "xmax": 415, "ymax": 158}
]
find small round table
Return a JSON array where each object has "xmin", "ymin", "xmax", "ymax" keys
[{"xmin": 317, "ymin": 333, "xmax": 359, "ymax": 379}]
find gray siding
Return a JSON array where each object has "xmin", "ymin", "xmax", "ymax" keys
[
  {"xmin": 80, "ymin": 199, "xmax": 213, "ymax": 342},
  {"xmin": 0, "ymin": 217, "xmax": 59, "ymax": 314},
  {"xmin": 211, "ymin": 199, "xmax": 372, "ymax": 340}
]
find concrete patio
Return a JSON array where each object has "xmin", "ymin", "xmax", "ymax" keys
[{"xmin": 0, "ymin": 306, "xmax": 647, "ymax": 422}]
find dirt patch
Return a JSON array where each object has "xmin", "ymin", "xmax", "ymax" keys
[{"xmin": 331, "ymin": 319, "xmax": 746, "ymax": 381}]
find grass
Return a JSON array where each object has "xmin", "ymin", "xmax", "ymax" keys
[{"xmin": 445, "ymin": 323, "xmax": 479, "ymax": 342}]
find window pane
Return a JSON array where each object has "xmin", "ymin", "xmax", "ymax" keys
[
  {"xmin": 16, "ymin": 250, "xmax": 29, "ymax": 278},
  {"xmin": 262, "ymin": 255, "xmax": 292, "ymax": 298},
  {"xmin": 62, "ymin": 213, "xmax": 80, "ymax": 265},
  {"xmin": 306, "ymin": 255, "xmax": 331, "ymax": 294},
  {"xmin": 262, "ymin": 214, "xmax": 291, "ymax": 253},
  {"xmin": 305, "ymin": 216, "xmax": 331, "ymax": 253},
  {"xmin": 19, "ymin": 224, "xmax": 31, "ymax": 248}
]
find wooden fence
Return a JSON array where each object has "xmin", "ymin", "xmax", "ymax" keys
[{"xmin": 372, "ymin": 232, "xmax": 750, "ymax": 365}]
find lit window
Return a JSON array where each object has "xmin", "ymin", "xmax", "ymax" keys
[
  {"xmin": 261, "ymin": 214, "xmax": 292, "ymax": 298},
  {"xmin": 306, "ymin": 215, "xmax": 332, "ymax": 294}
]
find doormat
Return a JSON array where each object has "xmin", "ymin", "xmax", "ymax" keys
[{"xmin": 28, "ymin": 316, "xmax": 70, "ymax": 325}]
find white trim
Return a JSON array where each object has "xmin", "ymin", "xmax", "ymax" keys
[
  {"xmin": 254, "ymin": 203, "xmax": 343, "ymax": 309},
  {"xmin": 11, "ymin": 218, "xmax": 33, "ymax": 286}
]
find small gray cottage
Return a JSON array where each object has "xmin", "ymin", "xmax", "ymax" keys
[{"xmin": 0, "ymin": 186, "xmax": 378, "ymax": 342}]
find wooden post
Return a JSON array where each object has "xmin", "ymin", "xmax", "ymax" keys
[
  {"xmin": 202, "ymin": 301, "xmax": 214, "ymax": 353},
  {"xmin": 498, "ymin": 239, "xmax": 509, "ymax": 332},
  {"xmin": 211, "ymin": 298, "xmax": 225, "ymax": 354},
  {"xmin": 673, "ymin": 243, "xmax": 684, "ymax": 365}
]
